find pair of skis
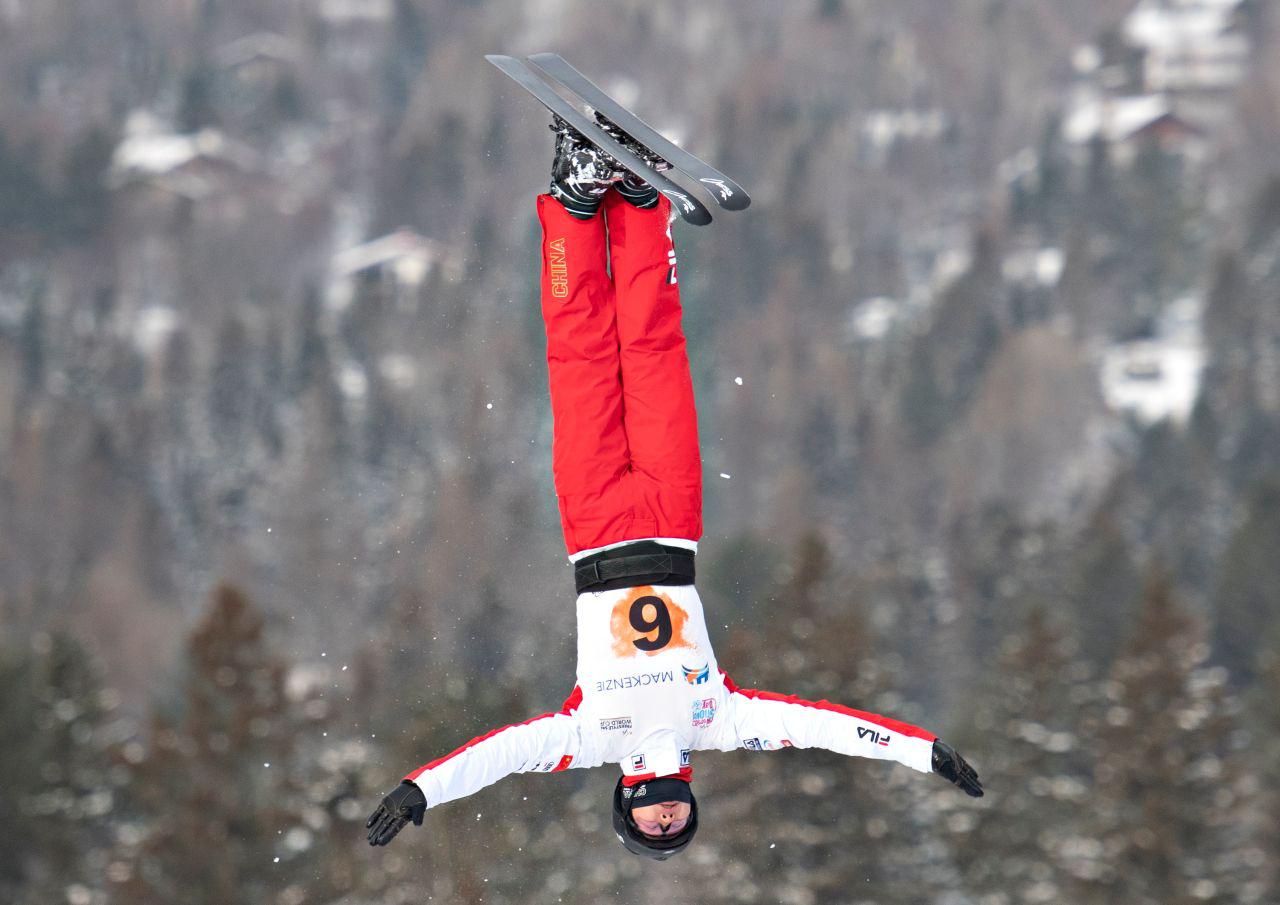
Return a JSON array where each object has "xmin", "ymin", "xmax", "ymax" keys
[{"xmin": 487, "ymin": 53, "xmax": 750, "ymax": 226}]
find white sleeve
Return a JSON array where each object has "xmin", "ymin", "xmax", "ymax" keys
[
  {"xmin": 404, "ymin": 711, "xmax": 588, "ymax": 808},
  {"xmin": 724, "ymin": 687, "xmax": 936, "ymax": 774}
]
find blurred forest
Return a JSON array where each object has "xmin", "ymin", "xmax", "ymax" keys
[{"xmin": 2, "ymin": 0, "xmax": 1280, "ymax": 902}]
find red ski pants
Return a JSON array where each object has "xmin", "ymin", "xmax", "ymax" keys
[{"xmin": 538, "ymin": 192, "xmax": 702, "ymax": 556}]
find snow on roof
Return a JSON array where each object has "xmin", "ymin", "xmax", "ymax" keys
[
  {"xmin": 1063, "ymin": 93, "xmax": 1186, "ymax": 144},
  {"xmin": 110, "ymin": 111, "xmax": 258, "ymax": 182},
  {"xmin": 1124, "ymin": 0, "xmax": 1249, "ymax": 91},
  {"xmin": 1124, "ymin": 0, "xmax": 1239, "ymax": 52},
  {"xmin": 332, "ymin": 229, "xmax": 442, "ymax": 285}
]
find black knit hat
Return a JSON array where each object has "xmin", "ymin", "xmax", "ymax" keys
[{"xmin": 611, "ymin": 777, "xmax": 699, "ymax": 860}]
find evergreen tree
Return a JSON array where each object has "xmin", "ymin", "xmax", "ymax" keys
[
  {"xmin": 207, "ymin": 315, "xmax": 253, "ymax": 443},
  {"xmin": 1064, "ymin": 510, "xmax": 1143, "ymax": 666},
  {"xmin": 1251, "ymin": 634, "xmax": 1280, "ymax": 902},
  {"xmin": 953, "ymin": 608, "xmax": 1096, "ymax": 902},
  {"xmin": 292, "ymin": 285, "xmax": 327, "ymax": 396},
  {"xmin": 709, "ymin": 532, "xmax": 955, "ymax": 904},
  {"xmin": 20, "ymin": 287, "xmax": 45, "ymax": 395},
  {"xmin": 0, "ymin": 633, "xmax": 124, "ymax": 904},
  {"xmin": 115, "ymin": 585, "xmax": 313, "ymax": 905},
  {"xmin": 1129, "ymin": 138, "xmax": 1196, "ymax": 305},
  {"xmin": 178, "ymin": 63, "xmax": 218, "ymax": 133},
  {"xmin": 1212, "ymin": 479, "xmax": 1280, "ymax": 678},
  {"xmin": 60, "ymin": 127, "xmax": 114, "ymax": 239},
  {"xmin": 900, "ymin": 229, "xmax": 1004, "ymax": 447},
  {"xmin": 1074, "ymin": 573, "xmax": 1252, "ymax": 904}
]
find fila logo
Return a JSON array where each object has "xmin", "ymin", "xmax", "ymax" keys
[
  {"xmin": 857, "ymin": 727, "xmax": 892, "ymax": 747},
  {"xmin": 630, "ymin": 754, "xmax": 646, "ymax": 771},
  {"xmin": 548, "ymin": 238, "xmax": 568, "ymax": 297}
]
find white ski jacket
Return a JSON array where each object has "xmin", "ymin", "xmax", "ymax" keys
[{"xmin": 404, "ymin": 583, "xmax": 936, "ymax": 807}]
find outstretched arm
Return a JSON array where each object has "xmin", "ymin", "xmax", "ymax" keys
[
  {"xmin": 722, "ymin": 680, "xmax": 983, "ymax": 796},
  {"xmin": 367, "ymin": 692, "xmax": 592, "ymax": 845}
]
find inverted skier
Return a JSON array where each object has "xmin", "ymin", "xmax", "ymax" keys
[{"xmin": 366, "ymin": 120, "xmax": 983, "ymax": 860}]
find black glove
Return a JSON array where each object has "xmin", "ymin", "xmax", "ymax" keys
[
  {"xmin": 932, "ymin": 740, "xmax": 984, "ymax": 797},
  {"xmin": 365, "ymin": 780, "xmax": 427, "ymax": 846}
]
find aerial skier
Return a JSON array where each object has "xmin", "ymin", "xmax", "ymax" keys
[{"xmin": 366, "ymin": 120, "xmax": 984, "ymax": 860}]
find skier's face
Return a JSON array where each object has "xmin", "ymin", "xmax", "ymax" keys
[{"xmin": 629, "ymin": 800, "xmax": 691, "ymax": 837}]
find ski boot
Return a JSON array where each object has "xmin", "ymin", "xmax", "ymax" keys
[
  {"xmin": 549, "ymin": 115, "xmax": 620, "ymax": 220},
  {"xmin": 595, "ymin": 112, "xmax": 668, "ymax": 210}
]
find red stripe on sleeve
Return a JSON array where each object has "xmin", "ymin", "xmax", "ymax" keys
[
  {"xmin": 732, "ymin": 686, "xmax": 936, "ymax": 742},
  {"xmin": 404, "ymin": 712, "xmax": 558, "ymax": 782},
  {"xmin": 403, "ymin": 686, "xmax": 583, "ymax": 783}
]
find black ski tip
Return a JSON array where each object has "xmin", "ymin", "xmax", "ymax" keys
[
  {"xmin": 706, "ymin": 186, "xmax": 750, "ymax": 212},
  {"xmin": 670, "ymin": 196, "xmax": 713, "ymax": 226}
]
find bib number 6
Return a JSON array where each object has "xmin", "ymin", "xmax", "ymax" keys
[{"xmin": 629, "ymin": 596, "xmax": 673, "ymax": 652}]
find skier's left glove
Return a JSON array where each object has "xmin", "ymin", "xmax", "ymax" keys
[
  {"xmin": 931, "ymin": 740, "xmax": 984, "ymax": 797},
  {"xmin": 365, "ymin": 780, "xmax": 427, "ymax": 846}
]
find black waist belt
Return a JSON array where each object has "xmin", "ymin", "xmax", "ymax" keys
[{"xmin": 574, "ymin": 541, "xmax": 696, "ymax": 595}]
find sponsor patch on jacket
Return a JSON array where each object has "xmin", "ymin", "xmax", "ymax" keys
[
  {"xmin": 600, "ymin": 717, "xmax": 633, "ymax": 732},
  {"xmin": 682, "ymin": 663, "xmax": 710, "ymax": 685},
  {"xmin": 630, "ymin": 753, "xmax": 646, "ymax": 771},
  {"xmin": 743, "ymin": 737, "xmax": 762, "ymax": 751},
  {"xmin": 680, "ymin": 749, "xmax": 691, "ymax": 767},
  {"xmin": 691, "ymin": 697, "xmax": 717, "ymax": 728},
  {"xmin": 524, "ymin": 759, "xmax": 562, "ymax": 772}
]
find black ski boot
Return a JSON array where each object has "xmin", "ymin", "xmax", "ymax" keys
[
  {"xmin": 549, "ymin": 116, "xmax": 619, "ymax": 220},
  {"xmin": 595, "ymin": 112, "xmax": 668, "ymax": 210}
]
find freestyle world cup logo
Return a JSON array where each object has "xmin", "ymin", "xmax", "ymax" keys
[{"xmin": 682, "ymin": 663, "xmax": 709, "ymax": 685}]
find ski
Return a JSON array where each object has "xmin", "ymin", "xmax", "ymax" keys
[
  {"xmin": 528, "ymin": 53, "xmax": 750, "ymax": 212},
  {"xmin": 486, "ymin": 55, "xmax": 713, "ymax": 227}
]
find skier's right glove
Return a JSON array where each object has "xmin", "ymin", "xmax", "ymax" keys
[
  {"xmin": 931, "ymin": 740, "xmax": 984, "ymax": 797},
  {"xmin": 365, "ymin": 780, "xmax": 427, "ymax": 846}
]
